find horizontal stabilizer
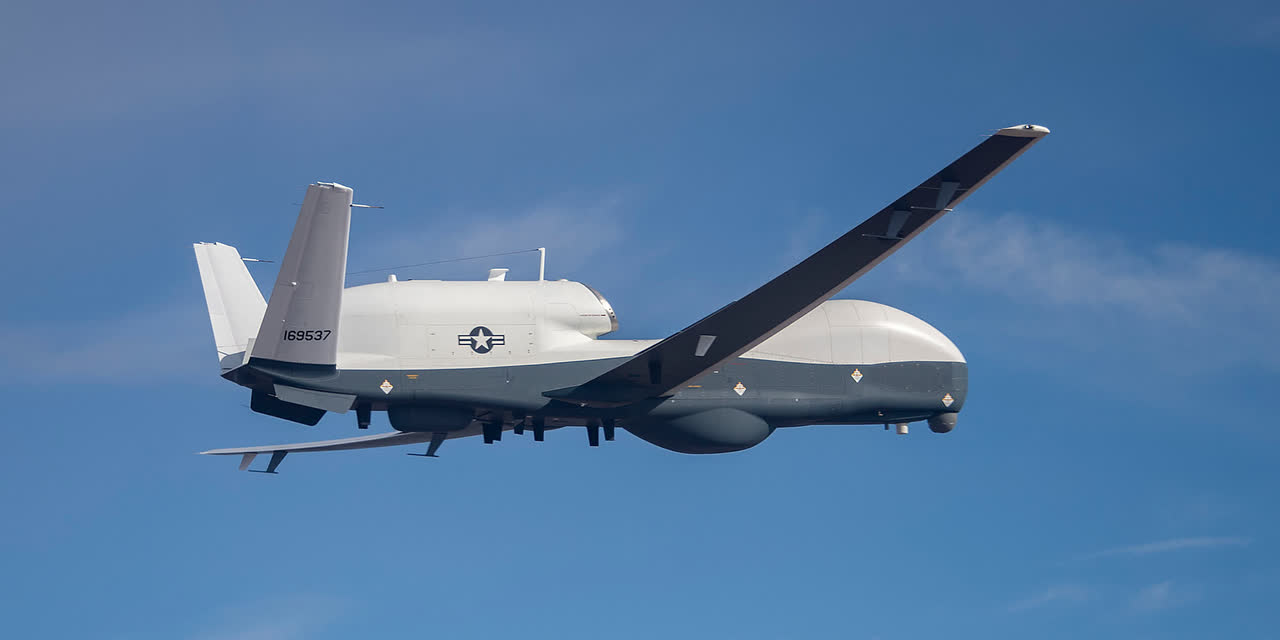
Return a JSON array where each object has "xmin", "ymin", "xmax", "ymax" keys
[
  {"xmin": 250, "ymin": 390, "xmax": 325, "ymax": 426},
  {"xmin": 273, "ymin": 384, "xmax": 356, "ymax": 413}
]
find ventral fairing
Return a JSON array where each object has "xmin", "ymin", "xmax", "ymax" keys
[{"xmin": 194, "ymin": 124, "xmax": 1050, "ymax": 472}]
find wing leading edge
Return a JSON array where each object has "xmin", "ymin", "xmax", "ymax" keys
[{"xmin": 548, "ymin": 124, "xmax": 1050, "ymax": 405}]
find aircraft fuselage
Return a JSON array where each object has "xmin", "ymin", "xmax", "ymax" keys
[{"xmin": 222, "ymin": 288, "xmax": 966, "ymax": 453}]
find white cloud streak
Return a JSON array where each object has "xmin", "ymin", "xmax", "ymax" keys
[
  {"xmin": 1241, "ymin": 13, "xmax": 1280, "ymax": 46},
  {"xmin": 890, "ymin": 212, "xmax": 1280, "ymax": 370},
  {"xmin": 1079, "ymin": 536, "xmax": 1251, "ymax": 560},
  {"xmin": 1131, "ymin": 580, "xmax": 1174, "ymax": 612},
  {"xmin": 1007, "ymin": 584, "xmax": 1093, "ymax": 613},
  {"xmin": 0, "ymin": 302, "xmax": 210, "ymax": 384},
  {"xmin": 348, "ymin": 196, "xmax": 627, "ymax": 284},
  {"xmin": 189, "ymin": 594, "xmax": 347, "ymax": 640},
  {"xmin": 0, "ymin": 18, "xmax": 540, "ymax": 126},
  {"xmin": 1130, "ymin": 580, "xmax": 1200, "ymax": 613},
  {"xmin": 0, "ymin": 197, "xmax": 628, "ymax": 385},
  {"xmin": 919, "ymin": 213, "xmax": 1278, "ymax": 319}
]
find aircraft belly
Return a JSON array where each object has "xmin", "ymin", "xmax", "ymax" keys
[
  {"xmin": 656, "ymin": 359, "xmax": 965, "ymax": 425},
  {"xmin": 275, "ymin": 358, "xmax": 632, "ymax": 411},
  {"xmin": 251, "ymin": 357, "xmax": 965, "ymax": 425}
]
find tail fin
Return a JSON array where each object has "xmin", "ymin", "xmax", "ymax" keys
[
  {"xmin": 250, "ymin": 182, "xmax": 353, "ymax": 367},
  {"xmin": 193, "ymin": 242, "xmax": 268, "ymax": 371}
]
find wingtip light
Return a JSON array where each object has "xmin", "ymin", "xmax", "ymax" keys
[{"xmin": 996, "ymin": 124, "xmax": 1051, "ymax": 138}]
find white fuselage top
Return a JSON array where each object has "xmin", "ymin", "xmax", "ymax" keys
[{"xmin": 333, "ymin": 280, "xmax": 963, "ymax": 371}]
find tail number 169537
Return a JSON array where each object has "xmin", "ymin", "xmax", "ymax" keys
[{"xmin": 283, "ymin": 329, "xmax": 332, "ymax": 341}]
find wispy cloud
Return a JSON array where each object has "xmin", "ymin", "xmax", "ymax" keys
[
  {"xmin": 1008, "ymin": 580, "xmax": 1208, "ymax": 615},
  {"xmin": 1251, "ymin": 15, "xmax": 1280, "ymax": 41},
  {"xmin": 0, "ymin": 301, "xmax": 211, "ymax": 384},
  {"xmin": 889, "ymin": 212, "xmax": 1280, "ymax": 370},
  {"xmin": 189, "ymin": 594, "xmax": 347, "ymax": 640},
  {"xmin": 1078, "ymin": 536, "xmax": 1251, "ymax": 560},
  {"xmin": 1131, "ymin": 580, "xmax": 1200, "ymax": 613},
  {"xmin": 0, "ymin": 196, "xmax": 628, "ymax": 386},
  {"xmin": 1007, "ymin": 584, "xmax": 1093, "ymax": 613},
  {"xmin": 0, "ymin": 17, "xmax": 542, "ymax": 126},
  {"xmin": 912, "ymin": 212, "xmax": 1279, "ymax": 319},
  {"xmin": 348, "ymin": 195, "xmax": 628, "ymax": 284}
]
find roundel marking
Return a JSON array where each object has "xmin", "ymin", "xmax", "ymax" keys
[{"xmin": 458, "ymin": 326, "xmax": 506, "ymax": 354}]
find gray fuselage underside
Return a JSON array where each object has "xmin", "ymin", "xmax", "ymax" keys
[{"xmin": 226, "ymin": 355, "xmax": 967, "ymax": 429}]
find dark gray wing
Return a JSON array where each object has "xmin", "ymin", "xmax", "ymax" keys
[{"xmin": 548, "ymin": 124, "xmax": 1050, "ymax": 405}]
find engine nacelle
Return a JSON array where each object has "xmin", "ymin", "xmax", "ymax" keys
[{"xmin": 627, "ymin": 408, "xmax": 774, "ymax": 454}]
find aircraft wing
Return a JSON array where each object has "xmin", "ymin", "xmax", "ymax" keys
[
  {"xmin": 201, "ymin": 427, "xmax": 480, "ymax": 472},
  {"xmin": 548, "ymin": 124, "xmax": 1050, "ymax": 406}
]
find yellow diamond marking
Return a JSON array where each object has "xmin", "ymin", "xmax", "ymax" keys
[
  {"xmin": 851, "ymin": 369, "xmax": 863, "ymax": 383},
  {"xmin": 942, "ymin": 393, "xmax": 954, "ymax": 407},
  {"xmin": 733, "ymin": 382, "xmax": 746, "ymax": 396},
  {"xmin": 380, "ymin": 379, "xmax": 394, "ymax": 395}
]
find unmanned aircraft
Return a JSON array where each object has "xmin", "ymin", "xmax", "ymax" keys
[{"xmin": 195, "ymin": 124, "xmax": 1049, "ymax": 472}]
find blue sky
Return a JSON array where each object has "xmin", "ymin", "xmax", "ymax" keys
[{"xmin": 2, "ymin": 1, "xmax": 1278, "ymax": 637}]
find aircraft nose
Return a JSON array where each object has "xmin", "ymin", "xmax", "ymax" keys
[
  {"xmin": 943, "ymin": 361, "xmax": 968, "ymax": 412},
  {"xmin": 826, "ymin": 300, "xmax": 965, "ymax": 364},
  {"xmin": 879, "ymin": 305, "xmax": 966, "ymax": 364},
  {"xmin": 926, "ymin": 360, "xmax": 966, "ymax": 432}
]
